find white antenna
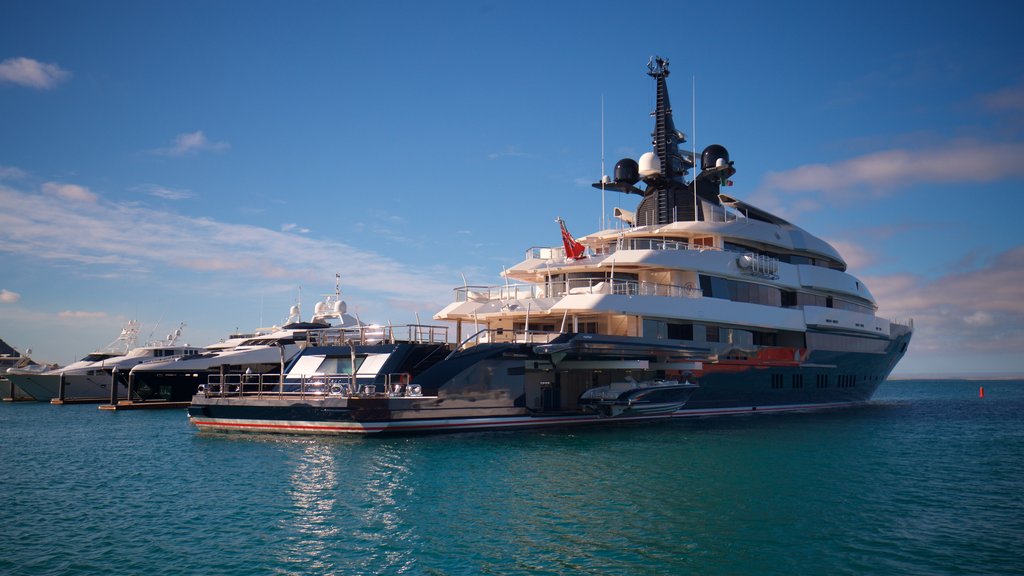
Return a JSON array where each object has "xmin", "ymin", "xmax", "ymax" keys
[
  {"xmin": 601, "ymin": 94, "xmax": 606, "ymax": 230},
  {"xmin": 693, "ymin": 75, "xmax": 698, "ymax": 222}
]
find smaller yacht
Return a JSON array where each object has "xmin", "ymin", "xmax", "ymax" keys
[
  {"xmin": 131, "ymin": 276, "xmax": 378, "ymax": 402},
  {"xmin": 7, "ymin": 321, "xmax": 200, "ymax": 401},
  {"xmin": 1, "ymin": 338, "xmax": 52, "ymax": 401}
]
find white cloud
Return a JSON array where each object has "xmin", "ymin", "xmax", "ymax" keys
[
  {"xmin": 281, "ymin": 223, "xmax": 311, "ymax": 234},
  {"xmin": 826, "ymin": 239, "xmax": 875, "ymax": 270},
  {"xmin": 0, "ymin": 57, "xmax": 71, "ymax": 89},
  {"xmin": 0, "ymin": 166, "xmax": 29, "ymax": 180},
  {"xmin": 0, "ymin": 181, "xmax": 454, "ymax": 304},
  {"xmin": 57, "ymin": 310, "xmax": 107, "ymax": 319},
  {"xmin": 980, "ymin": 85, "xmax": 1024, "ymax": 112},
  {"xmin": 138, "ymin": 184, "xmax": 194, "ymax": 200},
  {"xmin": 868, "ymin": 246, "xmax": 1024, "ymax": 357},
  {"xmin": 0, "ymin": 289, "xmax": 20, "ymax": 303},
  {"xmin": 963, "ymin": 311, "xmax": 995, "ymax": 327},
  {"xmin": 41, "ymin": 181, "xmax": 98, "ymax": 203},
  {"xmin": 151, "ymin": 130, "xmax": 230, "ymax": 156},
  {"xmin": 760, "ymin": 141, "xmax": 1024, "ymax": 197},
  {"xmin": 751, "ymin": 140, "xmax": 1024, "ymax": 220},
  {"xmin": 488, "ymin": 145, "xmax": 532, "ymax": 159}
]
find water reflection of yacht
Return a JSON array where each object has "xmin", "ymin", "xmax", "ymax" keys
[{"xmin": 187, "ymin": 56, "xmax": 911, "ymax": 434}]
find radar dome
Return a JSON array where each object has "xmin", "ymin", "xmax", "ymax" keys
[
  {"xmin": 638, "ymin": 152, "xmax": 661, "ymax": 178},
  {"xmin": 701, "ymin": 144, "xmax": 731, "ymax": 171},
  {"xmin": 614, "ymin": 158, "xmax": 640, "ymax": 186}
]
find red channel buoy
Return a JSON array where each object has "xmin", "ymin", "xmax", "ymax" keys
[{"xmin": 979, "ymin": 386, "xmax": 985, "ymax": 398}]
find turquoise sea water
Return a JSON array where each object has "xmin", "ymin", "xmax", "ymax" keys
[{"xmin": 1, "ymin": 379, "xmax": 1022, "ymax": 575}]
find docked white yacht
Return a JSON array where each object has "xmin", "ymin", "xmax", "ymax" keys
[
  {"xmin": 1, "ymin": 338, "xmax": 50, "ymax": 401},
  {"xmin": 7, "ymin": 321, "xmax": 200, "ymax": 401},
  {"xmin": 132, "ymin": 277, "xmax": 379, "ymax": 402}
]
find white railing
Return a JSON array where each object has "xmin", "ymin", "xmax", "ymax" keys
[
  {"xmin": 198, "ymin": 372, "xmax": 425, "ymax": 400},
  {"xmin": 525, "ymin": 236, "xmax": 720, "ymax": 262},
  {"xmin": 456, "ymin": 277, "xmax": 701, "ymax": 303},
  {"xmin": 306, "ymin": 324, "xmax": 449, "ymax": 346}
]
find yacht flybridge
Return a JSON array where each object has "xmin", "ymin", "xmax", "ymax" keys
[{"xmin": 188, "ymin": 57, "xmax": 911, "ymax": 434}]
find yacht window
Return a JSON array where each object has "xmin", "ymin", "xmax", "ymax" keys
[
  {"xmin": 643, "ymin": 319, "xmax": 667, "ymax": 340},
  {"xmin": 667, "ymin": 323, "xmax": 693, "ymax": 340}
]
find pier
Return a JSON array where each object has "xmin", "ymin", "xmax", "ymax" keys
[{"xmin": 99, "ymin": 400, "xmax": 191, "ymax": 411}]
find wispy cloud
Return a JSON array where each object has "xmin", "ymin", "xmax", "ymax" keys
[
  {"xmin": 868, "ymin": 246, "xmax": 1024, "ymax": 357},
  {"xmin": 137, "ymin": 184, "xmax": 194, "ymax": 200},
  {"xmin": 0, "ymin": 57, "xmax": 71, "ymax": 89},
  {"xmin": 979, "ymin": 85, "xmax": 1024, "ymax": 112},
  {"xmin": 751, "ymin": 140, "xmax": 1024, "ymax": 219},
  {"xmin": 281, "ymin": 223, "xmax": 311, "ymax": 234},
  {"xmin": 0, "ymin": 166, "xmax": 29, "ymax": 181},
  {"xmin": 0, "ymin": 289, "xmax": 20, "ymax": 303},
  {"xmin": 761, "ymin": 141, "xmax": 1024, "ymax": 195},
  {"xmin": 488, "ymin": 145, "xmax": 533, "ymax": 159},
  {"xmin": 0, "ymin": 181, "xmax": 454, "ymax": 304},
  {"xmin": 151, "ymin": 130, "xmax": 230, "ymax": 156},
  {"xmin": 41, "ymin": 181, "xmax": 98, "ymax": 203},
  {"xmin": 57, "ymin": 310, "xmax": 108, "ymax": 319},
  {"xmin": 826, "ymin": 239, "xmax": 875, "ymax": 270}
]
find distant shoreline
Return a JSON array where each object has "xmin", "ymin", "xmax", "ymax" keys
[{"xmin": 888, "ymin": 373, "xmax": 1024, "ymax": 381}]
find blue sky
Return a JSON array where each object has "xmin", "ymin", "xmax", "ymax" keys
[{"xmin": 2, "ymin": 0, "xmax": 1023, "ymax": 375}]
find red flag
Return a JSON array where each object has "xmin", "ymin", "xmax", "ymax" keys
[{"xmin": 556, "ymin": 217, "xmax": 586, "ymax": 260}]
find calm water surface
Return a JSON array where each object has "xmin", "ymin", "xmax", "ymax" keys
[{"xmin": 1, "ymin": 380, "xmax": 1022, "ymax": 575}]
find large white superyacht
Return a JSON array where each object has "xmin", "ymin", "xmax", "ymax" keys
[
  {"xmin": 432, "ymin": 56, "xmax": 913, "ymax": 417},
  {"xmin": 187, "ymin": 57, "xmax": 912, "ymax": 434}
]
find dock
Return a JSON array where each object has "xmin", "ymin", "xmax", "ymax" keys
[
  {"xmin": 51, "ymin": 397, "xmax": 116, "ymax": 405},
  {"xmin": 98, "ymin": 400, "xmax": 191, "ymax": 411}
]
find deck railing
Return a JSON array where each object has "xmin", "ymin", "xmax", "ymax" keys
[
  {"xmin": 456, "ymin": 277, "xmax": 701, "ymax": 303},
  {"xmin": 306, "ymin": 324, "xmax": 449, "ymax": 346},
  {"xmin": 525, "ymin": 235, "xmax": 720, "ymax": 262},
  {"xmin": 198, "ymin": 372, "xmax": 427, "ymax": 400}
]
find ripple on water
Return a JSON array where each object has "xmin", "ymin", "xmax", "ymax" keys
[{"xmin": 1, "ymin": 381, "xmax": 1023, "ymax": 575}]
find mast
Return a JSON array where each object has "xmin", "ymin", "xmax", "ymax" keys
[
  {"xmin": 644, "ymin": 56, "xmax": 694, "ymax": 225},
  {"xmin": 592, "ymin": 56, "xmax": 733, "ymax": 226}
]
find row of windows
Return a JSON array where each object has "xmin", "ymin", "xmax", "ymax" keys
[
  {"xmin": 643, "ymin": 320, "xmax": 811, "ymax": 352},
  {"xmin": 699, "ymin": 274, "xmax": 875, "ymax": 315},
  {"xmin": 700, "ymin": 275, "xmax": 783, "ymax": 307},
  {"xmin": 770, "ymin": 373, "xmax": 861, "ymax": 389},
  {"xmin": 723, "ymin": 242, "xmax": 843, "ymax": 270}
]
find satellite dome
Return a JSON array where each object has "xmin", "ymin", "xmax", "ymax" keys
[
  {"xmin": 614, "ymin": 158, "xmax": 639, "ymax": 186},
  {"xmin": 638, "ymin": 152, "xmax": 660, "ymax": 178},
  {"xmin": 701, "ymin": 144, "xmax": 730, "ymax": 171}
]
